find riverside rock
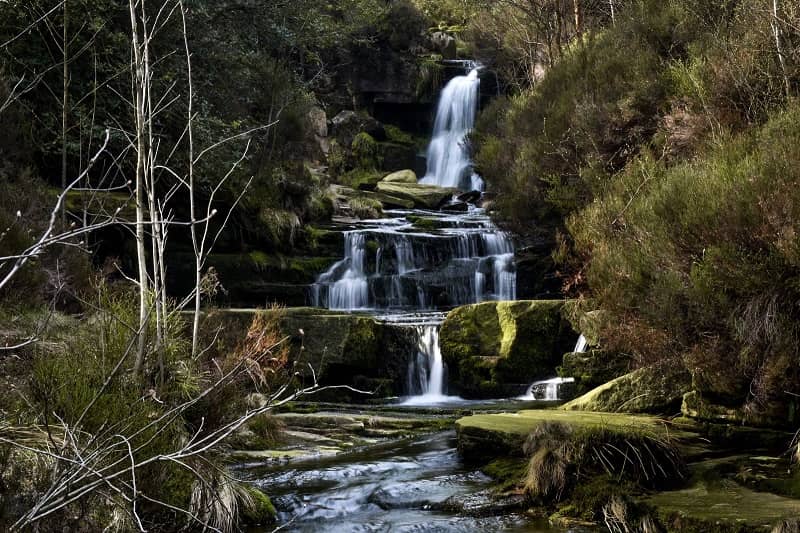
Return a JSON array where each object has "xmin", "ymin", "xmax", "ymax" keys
[
  {"xmin": 375, "ymin": 181, "xmax": 456, "ymax": 209},
  {"xmin": 381, "ymin": 169, "xmax": 418, "ymax": 183},
  {"xmin": 562, "ymin": 360, "xmax": 691, "ymax": 414}
]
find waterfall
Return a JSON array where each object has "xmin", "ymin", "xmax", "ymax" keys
[
  {"xmin": 519, "ymin": 377, "xmax": 575, "ymax": 401},
  {"xmin": 420, "ymin": 68, "xmax": 483, "ymax": 191},
  {"xmin": 311, "ymin": 212, "xmax": 517, "ymax": 311},
  {"xmin": 574, "ymin": 334, "xmax": 588, "ymax": 353},
  {"xmin": 406, "ymin": 326, "xmax": 445, "ymax": 396},
  {"xmin": 403, "ymin": 325, "xmax": 453, "ymax": 404},
  {"xmin": 313, "ymin": 232, "xmax": 369, "ymax": 310}
]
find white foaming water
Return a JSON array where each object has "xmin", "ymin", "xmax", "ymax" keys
[
  {"xmin": 311, "ymin": 210, "xmax": 517, "ymax": 311},
  {"xmin": 313, "ymin": 232, "xmax": 369, "ymax": 310},
  {"xmin": 519, "ymin": 377, "xmax": 575, "ymax": 401},
  {"xmin": 420, "ymin": 68, "xmax": 483, "ymax": 190},
  {"xmin": 574, "ymin": 334, "xmax": 588, "ymax": 353},
  {"xmin": 402, "ymin": 325, "xmax": 458, "ymax": 405}
]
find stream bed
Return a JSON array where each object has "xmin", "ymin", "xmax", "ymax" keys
[{"xmin": 240, "ymin": 431, "xmax": 573, "ymax": 533}]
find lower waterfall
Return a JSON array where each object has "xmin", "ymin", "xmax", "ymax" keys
[{"xmin": 406, "ymin": 325, "xmax": 446, "ymax": 398}]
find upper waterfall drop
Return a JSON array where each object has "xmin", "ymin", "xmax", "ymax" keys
[{"xmin": 420, "ymin": 67, "xmax": 483, "ymax": 191}]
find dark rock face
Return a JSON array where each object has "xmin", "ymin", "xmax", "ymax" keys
[
  {"xmin": 560, "ymin": 349, "xmax": 631, "ymax": 396},
  {"xmin": 439, "ymin": 301, "xmax": 577, "ymax": 398},
  {"xmin": 198, "ymin": 309, "xmax": 418, "ymax": 401}
]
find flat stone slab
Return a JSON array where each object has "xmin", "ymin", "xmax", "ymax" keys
[
  {"xmin": 455, "ymin": 409, "xmax": 685, "ymax": 461},
  {"xmin": 648, "ymin": 480, "xmax": 800, "ymax": 528}
]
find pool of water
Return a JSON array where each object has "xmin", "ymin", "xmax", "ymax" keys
[{"xmin": 239, "ymin": 432, "xmax": 579, "ymax": 533}]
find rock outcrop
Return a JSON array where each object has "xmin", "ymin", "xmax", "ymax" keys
[
  {"xmin": 198, "ymin": 309, "xmax": 418, "ymax": 400},
  {"xmin": 374, "ymin": 181, "xmax": 456, "ymax": 209},
  {"xmin": 439, "ymin": 301, "xmax": 577, "ymax": 398}
]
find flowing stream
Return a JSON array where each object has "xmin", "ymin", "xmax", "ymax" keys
[
  {"xmin": 243, "ymin": 432, "xmax": 562, "ymax": 533},
  {"xmin": 272, "ymin": 64, "xmax": 570, "ymax": 531}
]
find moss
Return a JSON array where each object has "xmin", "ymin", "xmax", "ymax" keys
[
  {"xmin": 384, "ymin": 124, "xmax": 415, "ymax": 145},
  {"xmin": 647, "ymin": 480, "xmax": 800, "ymax": 530},
  {"xmin": 351, "ymin": 132, "xmax": 381, "ymax": 169},
  {"xmin": 455, "ymin": 409, "xmax": 682, "ymax": 461},
  {"xmin": 440, "ymin": 301, "xmax": 576, "ymax": 397},
  {"xmin": 241, "ymin": 486, "xmax": 276, "ymax": 526},
  {"xmin": 562, "ymin": 360, "xmax": 691, "ymax": 414},
  {"xmin": 341, "ymin": 168, "xmax": 384, "ymax": 190},
  {"xmin": 482, "ymin": 458, "xmax": 527, "ymax": 493}
]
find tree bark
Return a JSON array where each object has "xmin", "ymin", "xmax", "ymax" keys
[{"xmin": 772, "ymin": 0, "xmax": 791, "ymax": 100}]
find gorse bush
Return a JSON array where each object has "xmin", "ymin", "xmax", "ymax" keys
[{"xmin": 570, "ymin": 102, "xmax": 800, "ymax": 419}]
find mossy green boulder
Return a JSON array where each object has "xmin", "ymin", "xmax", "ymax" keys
[
  {"xmin": 241, "ymin": 486, "xmax": 277, "ymax": 526},
  {"xmin": 375, "ymin": 182, "xmax": 456, "ymax": 209},
  {"xmin": 381, "ymin": 169, "xmax": 417, "ymax": 183},
  {"xmin": 562, "ymin": 360, "xmax": 691, "ymax": 414},
  {"xmin": 439, "ymin": 301, "xmax": 577, "ymax": 398},
  {"xmin": 455, "ymin": 409, "xmax": 677, "ymax": 461}
]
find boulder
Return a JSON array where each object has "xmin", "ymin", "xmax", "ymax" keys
[
  {"xmin": 559, "ymin": 349, "xmax": 631, "ymax": 395},
  {"xmin": 381, "ymin": 169, "xmax": 417, "ymax": 183},
  {"xmin": 379, "ymin": 142, "xmax": 418, "ymax": 172},
  {"xmin": 307, "ymin": 106, "xmax": 330, "ymax": 157},
  {"xmin": 330, "ymin": 110, "xmax": 386, "ymax": 147},
  {"xmin": 165, "ymin": 252, "xmax": 339, "ymax": 308},
  {"xmin": 561, "ymin": 360, "xmax": 691, "ymax": 414},
  {"xmin": 681, "ymin": 391, "xmax": 798, "ymax": 429},
  {"xmin": 375, "ymin": 181, "xmax": 456, "ymax": 210},
  {"xmin": 307, "ymin": 106, "xmax": 328, "ymax": 138},
  {"xmin": 441, "ymin": 201, "xmax": 469, "ymax": 212},
  {"xmin": 457, "ymin": 190, "xmax": 482, "ymax": 204},
  {"xmin": 439, "ymin": 301, "xmax": 577, "ymax": 398}
]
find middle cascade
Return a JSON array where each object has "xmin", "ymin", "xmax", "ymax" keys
[{"xmin": 311, "ymin": 209, "xmax": 516, "ymax": 311}]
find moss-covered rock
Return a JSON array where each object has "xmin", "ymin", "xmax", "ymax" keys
[
  {"xmin": 455, "ymin": 409, "xmax": 679, "ymax": 462},
  {"xmin": 382, "ymin": 169, "xmax": 417, "ymax": 183},
  {"xmin": 440, "ymin": 301, "xmax": 576, "ymax": 398},
  {"xmin": 562, "ymin": 360, "xmax": 691, "ymax": 414},
  {"xmin": 241, "ymin": 486, "xmax": 277, "ymax": 526},
  {"xmin": 647, "ymin": 480, "xmax": 800, "ymax": 531},
  {"xmin": 559, "ymin": 349, "xmax": 631, "ymax": 395},
  {"xmin": 375, "ymin": 181, "xmax": 456, "ymax": 209},
  {"xmin": 166, "ymin": 252, "xmax": 338, "ymax": 307}
]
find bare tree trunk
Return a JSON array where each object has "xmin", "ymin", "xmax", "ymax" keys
[
  {"xmin": 609, "ymin": 0, "xmax": 615, "ymax": 24},
  {"xmin": 772, "ymin": 0, "xmax": 791, "ymax": 99},
  {"xmin": 61, "ymin": 0, "xmax": 68, "ymax": 224},
  {"xmin": 574, "ymin": 0, "xmax": 582, "ymax": 38},
  {"xmin": 179, "ymin": 0, "xmax": 202, "ymax": 358},
  {"xmin": 130, "ymin": 0, "xmax": 150, "ymax": 378}
]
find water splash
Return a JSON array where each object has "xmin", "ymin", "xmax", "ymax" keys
[
  {"xmin": 518, "ymin": 377, "xmax": 575, "ymax": 401},
  {"xmin": 406, "ymin": 325, "xmax": 446, "ymax": 399},
  {"xmin": 420, "ymin": 68, "xmax": 483, "ymax": 191}
]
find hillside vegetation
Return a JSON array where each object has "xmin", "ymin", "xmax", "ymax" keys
[{"xmin": 474, "ymin": 0, "xmax": 800, "ymax": 422}]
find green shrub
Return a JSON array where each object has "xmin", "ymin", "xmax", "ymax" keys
[
  {"xmin": 349, "ymin": 197, "xmax": 383, "ymax": 219},
  {"xmin": 351, "ymin": 132, "xmax": 381, "ymax": 169},
  {"xmin": 569, "ymin": 102, "xmax": 800, "ymax": 417}
]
